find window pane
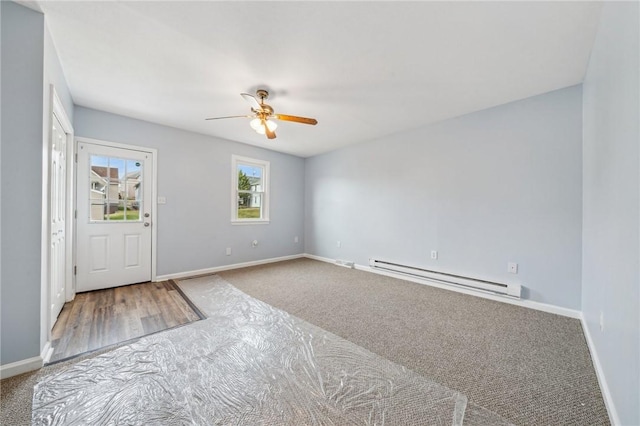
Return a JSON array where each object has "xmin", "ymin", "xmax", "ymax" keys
[
  {"xmin": 237, "ymin": 164, "xmax": 263, "ymax": 191},
  {"xmin": 124, "ymin": 159, "xmax": 143, "ymax": 219},
  {"xmin": 89, "ymin": 155, "xmax": 142, "ymax": 222},
  {"xmin": 237, "ymin": 192, "xmax": 262, "ymax": 219},
  {"xmin": 232, "ymin": 155, "xmax": 269, "ymax": 223}
]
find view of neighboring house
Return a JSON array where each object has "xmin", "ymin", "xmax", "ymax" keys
[
  {"xmin": 248, "ymin": 176, "xmax": 261, "ymax": 208},
  {"xmin": 89, "ymin": 165, "xmax": 141, "ymax": 220},
  {"xmin": 122, "ymin": 170, "xmax": 141, "ymax": 201},
  {"xmin": 90, "ymin": 166, "xmax": 119, "ymax": 219}
]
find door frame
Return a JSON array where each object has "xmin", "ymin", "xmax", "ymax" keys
[
  {"xmin": 74, "ymin": 137, "xmax": 159, "ymax": 291},
  {"xmin": 43, "ymin": 86, "xmax": 74, "ymax": 354}
]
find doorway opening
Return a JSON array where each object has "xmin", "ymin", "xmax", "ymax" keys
[{"xmin": 47, "ymin": 136, "xmax": 162, "ymax": 362}]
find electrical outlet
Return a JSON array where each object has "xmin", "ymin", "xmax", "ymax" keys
[
  {"xmin": 226, "ymin": 247, "xmax": 231, "ymax": 256},
  {"xmin": 337, "ymin": 241, "xmax": 341, "ymax": 248},
  {"xmin": 431, "ymin": 250, "xmax": 438, "ymax": 260},
  {"xmin": 294, "ymin": 236, "xmax": 299, "ymax": 243},
  {"xmin": 508, "ymin": 262, "xmax": 518, "ymax": 274}
]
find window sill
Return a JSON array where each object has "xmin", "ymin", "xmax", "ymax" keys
[{"xmin": 231, "ymin": 220, "xmax": 270, "ymax": 226}]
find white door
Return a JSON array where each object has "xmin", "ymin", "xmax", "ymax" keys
[
  {"xmin": 50, "ymin": 114, "xmax": 67, "ymax": 326},
  {"xmin": 76, "ymin": 142, "xmax": 153, "ymax": 292}
]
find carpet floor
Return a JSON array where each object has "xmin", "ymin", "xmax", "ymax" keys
[
  {"xmin": 30, "ymin": 276, "xmax": 510, "ymax": 425},
  {"xmin": 217, "ymin": 258, "xmax": 609, "ymax": 425},
  {"xmin": 1, "ymin": 258, "xmax": 609, "ymax": 425}
]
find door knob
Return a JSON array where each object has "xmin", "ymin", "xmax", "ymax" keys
[
  {"xmin": 144, "ymin": 213, "xmax": 150, "ymax": 218},
  {"xmin": 144, "ymin": 222, "xmax": 150, "ymax": 227}
]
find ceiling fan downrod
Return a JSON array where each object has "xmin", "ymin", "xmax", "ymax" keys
[{"xmin": 256, "ymin": 89, "xmax": 269, "ymax": 104}]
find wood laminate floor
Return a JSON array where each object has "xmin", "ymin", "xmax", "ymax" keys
[{"xmin": 50, "ymin": 280, "xmax": 203, "ymax": 363}]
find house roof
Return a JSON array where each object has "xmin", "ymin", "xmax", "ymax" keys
[
  {"xmin": 35, "ymin": 1, "xmax": 603, "ymax": 158},
  {"xmin": 91, "ymin": 166, "xmax": 119, "ymax": 180}
]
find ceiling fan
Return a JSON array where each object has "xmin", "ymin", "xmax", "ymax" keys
[{"xmin": 205, "ymin": 89, "xmax": 318, "ymax": 140}]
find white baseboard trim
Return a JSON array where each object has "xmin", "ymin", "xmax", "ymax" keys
[
  {"xmin": 0, "ymin": 356, "xmax": 42, "ymax": 379},
  {"xmin": 303, "ymin": 253, "xmax": 335, "ymax": 264},
  {"xmin": 0, "ymin": 341, "xmax": 51, "ymax": 379},
  {"xmin": 580, "ymin": 316, "xmax": 618, "ymax": 426},
  {"xmin": 41, "ymin": 340, "xmax": 54, "ymax": 364},
  {"xmin": 155, "ymin": 254, "xmax": 305, "ymax": 282},
  {"xmin": 303, "ymin": 254, "xmax": 581, "ymax": 319}
]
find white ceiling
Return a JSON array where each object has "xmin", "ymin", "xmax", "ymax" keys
[{"xmin": 33, "ymin": 1, "xmax": 602, "ymax": 158}]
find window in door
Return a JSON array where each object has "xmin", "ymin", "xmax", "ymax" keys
[{"xmin": 88, "ymin": 155, "xmax": 143, "ymax": 222}]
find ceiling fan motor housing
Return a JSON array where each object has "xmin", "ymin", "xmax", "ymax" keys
[{"xmin": 255, "ymin": 90, "xmax": 274, "ymax": 116}]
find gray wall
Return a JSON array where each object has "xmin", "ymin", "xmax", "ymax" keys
[
  {"xmin": 305, "ymin": 86, "xmax": 583, "ymax": 309},
  {"xmin": 0, "ymin": 2, "xmax": 74, "ymax": 366},
  {"xmin": 74, "ymin": 107, "xmax": 305, "ymax": 277},
  {"xmin": 44, "ymin": 23, "xmax": 74, "ymax": 122},
  {"xmin": 582, "ymin": 2, "xmax": 639, "ymax": 425},
  {"xmin": 1, "ymin": 2, "xmax": 45, "ymax": 365}
]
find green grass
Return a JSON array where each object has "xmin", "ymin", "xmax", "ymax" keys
[
  {"xmin": 238, "ymin": 208, "xmax": 261, "ymax": 219},
  {"xmin": 106, "ymin": 210, "xmax": 140, "ymax": 221}
]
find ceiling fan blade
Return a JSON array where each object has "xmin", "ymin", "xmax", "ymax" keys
[
  {"xmin": 241, "ymin": 93, "xmax": 263, "ymax": 111},
  {"xmin": 205, "ymin": 115, "xmax": 251, "ymax": 121},
  {"xmin": 266, "ymin": 129, "xmax": 277, "ymax": 139},
  {"xmin": 261, "ymin": 118, "xmax": 277, "ymax": 139},
  {"xmin": 274, "ymin": 114, "xmax": 318, "ymax": 125}
]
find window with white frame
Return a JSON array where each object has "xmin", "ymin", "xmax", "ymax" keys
[{"xmin": 231, "ymin": 155, "xmax": 270, "ymax": 224}]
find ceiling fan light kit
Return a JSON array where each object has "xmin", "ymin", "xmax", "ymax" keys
[
  {"xmin": 206, "ymin": 89, "xmax": 317, "ymax": 140},
  {"xmin": 250, "ymin": 118, "xmax": 277, "ymax": 134}
]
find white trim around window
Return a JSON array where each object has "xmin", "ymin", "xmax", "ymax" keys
[{"xmin": 231, "ymin": 155, "xmax": 270, "ymax": 225}]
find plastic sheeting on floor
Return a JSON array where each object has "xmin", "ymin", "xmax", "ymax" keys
[{"xmin": 33, "ymin": 276, "xmax": 511, "ymax": 425}]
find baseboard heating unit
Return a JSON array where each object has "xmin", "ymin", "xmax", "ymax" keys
[{"xmin": 369, "ymin": 259, "xmax": 521, "ymax": 298}]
